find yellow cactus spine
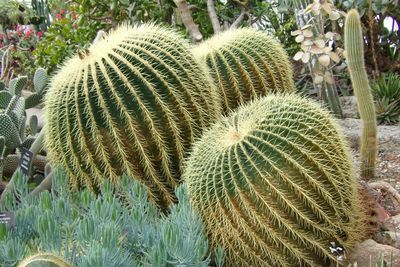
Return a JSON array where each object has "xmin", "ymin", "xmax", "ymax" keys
[
  {"xmin": 184, "ymin": 94, "xmax": 365, "ymax": 266},
  {"xmin": 345, "ymin": 9, "xmax": 377, "ymax": 180},
  {"xmin": 192, "ymin": 27, "xmax": 295, "ymax": 113},
  {"xmin": 44, "ymin": 24, "xmax": 220, "ymax": 208}
]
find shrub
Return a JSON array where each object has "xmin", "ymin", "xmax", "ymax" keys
[{"xmin": 0, "ymin": 168, "xmax": 221, "ymax": 267}]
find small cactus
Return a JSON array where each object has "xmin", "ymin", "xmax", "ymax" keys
[
  {"xmin": 44, "ymin": 24, "xmax": 220, "ymax": 208},
  {"xmin": 344, "ymin": 9, "xmax": 377, "ymax": 180},
  {"xmin": 184, "ymin": 94, "xmax": 365, "ymax": 266},
  {"xmin": 18, "ymin": 253, "xmax": 72, "ymax": 267},
  {"xmin": 192, "ymin": 28, "xmax": 295, "ymax": 113}
]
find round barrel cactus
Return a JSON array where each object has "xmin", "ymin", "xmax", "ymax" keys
[
  {"xmin": 184, "ymin": 94, "xmax": 365, "ymax": 266},
  {"xmin": 192, "ymin": 28, "xmax": 295, "ymax": 113},
  {"xmin": 44, "ymin": 24, "xmax": 220, "ymax": 208},
  {"xmin": 18, "ymin": 253, "xmax": 71, "ymax": 267}
]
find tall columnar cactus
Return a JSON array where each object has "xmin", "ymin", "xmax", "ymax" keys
[
  {"xmin": 18, "ymin": 253, "xmax": 72, "ymax": 267},
  {"xmin": 44, "ymin": 24, "xmax": 221, "ymax": 208},
  {"xmin": 345, "ymin": 9, "xmax": 377, "ymax": 180},
  {"xmin": 183, "ymin": 94, "xmax": 365, "ymax": 266},
  {"xmin": 192, "ymin": 28, "xmax": 295, "ymax": 113}
]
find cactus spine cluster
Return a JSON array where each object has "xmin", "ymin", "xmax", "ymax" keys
[
  {"xmin": 344, "ymin": 9, "xmax": 377, "ymax": 180},
  {"xmin": 192, "ymin": 28, "xmax": 295, "ymax": 113},
  {"xmin": 44, "ymin": 24, "xmax": 220, "ymax": 208},
  {"xmin": 18, "ymin": 253, "xmax": 72, "ymax": 267},
  {"xmin": 184, "ymin": 94, "xmax": 364, "ymax": 266}
]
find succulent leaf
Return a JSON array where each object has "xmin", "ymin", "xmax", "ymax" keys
[
  {"xmin": 0, "ymin": 91, "xmax": 12, "ymax": 109},
  {"xmin": 9, "ymin": 76, "xmax": 28, "ymax": 96},
  {"xmin": 184, "ymin": 94, "xmax": 365, "ymax": 266},
  {"xmin": 29, "ymin": 115, "xmax": 38, "ymax": 135},
  {"xmin": 33, "ymin": 68, "xmax": 48, "ymax": 94},
  {"xmin": 24, "ymin": 93, "xmax": 42, "ymax": 109},
  {"xmin": 0, "ymin": 114, "xmax": 22, "ymax": 150}
]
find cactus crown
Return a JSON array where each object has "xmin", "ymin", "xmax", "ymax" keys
[
  {"xmin": 192, "ymin": 27, "xmax": 295, "ymax": 113},
  {"xmin": 184, "ymin": 94, "xmax": 365, "ymax": 266},
  {"xmin": 44, "ymin": 23, "xmax": 220, "ymax": 208}
]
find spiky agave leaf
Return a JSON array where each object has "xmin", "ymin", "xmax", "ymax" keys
[
  {"xmin": 44, "ymin": 23, "xmax": 221, "ymax": 208},
  {"xmin": 184, "ymin": 94, "xmax": 365, "ymax": 266},
  {"xmin": 192, "ymin": 28, "xmax": 295, "ymax": 113}
]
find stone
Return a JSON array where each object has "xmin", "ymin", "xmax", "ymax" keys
[
  {"xmin": 340, "ymin": 96, "xmax": 359, "ymax": 119},
  {"xmin": 347, "ymin": 239, "xmax": 400, "ymax": 266}
]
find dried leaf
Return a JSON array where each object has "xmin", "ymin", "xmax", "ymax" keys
[
  {"xmin": 295, "ymin": 35, "xmax": 305, "ymax": 43},
  {"xmin": 303, "ymin": 30, "xmax": 313, "ymax": 38},
  {"xmin": 314, "ymin": 39, "xmax": 325, "ymax": 48},
  {"xmin": 323, "ymin": 46, "xmax": 333, "ymax": 53},
  {"xmin": 314, "ymin": 75, "xmax": 324, "ymax": 84},
  {"xmin": 293, "ymin": 51, "xmax": 304, "ymax": 61},
  {"xmin": 318, "ymin": 54, "xmax": 330, "ymax": 67},
  {"xmin": 291, "ymin": 30, "xmax": 302, "ymax": 36},
  {"xmin": 301, "ymin": 52, "xmax": 311, "ymax": 63},
  {"xmin": 329, "ymin": 52, "xmax": 340, "ymax": 63}
]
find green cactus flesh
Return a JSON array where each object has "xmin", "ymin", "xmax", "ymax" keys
[
  {"xmin": 44, "ymin": 24, "xmax": 221, "ymax": 208},
  {"xmin": 18, "ymin": 253, "xmax": 72, "ymax": 267},
  {"xmin": 184, "ymin": 94, "xmax": 364, "ymax": 266},
  {"xmin": 192, "ymin": 28, "xmax": 295, "ymax": 113},
  {"xmin": 345, "ymin": 9, "xmax": 377, "ymax": 180}
]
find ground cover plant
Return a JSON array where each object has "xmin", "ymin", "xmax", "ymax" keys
[{"xmin": 0, "ymin": 168, "xmax": 222, "ymax": 267}]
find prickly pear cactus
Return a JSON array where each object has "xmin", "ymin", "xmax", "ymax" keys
[
  {"xmin": 184, "ymin": 94, "xmax": 365, "ymax": 266},
  {"xmin": 192, "ymin": 28, "xmax": 295, "ymax": 113},
  {"xmin": 44, "ymin": 24, "xmax": 221, "ymax": 208},
  {"xmin": 18, "ymin": 253, "xmax": 72, "ymax": 267},
  {"xmin": 25, "ymin": 68, "xmax": 48, "ymax": 109}
]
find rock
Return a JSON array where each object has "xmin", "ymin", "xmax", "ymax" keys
[
  {"xmin": 347, "ymin": 239, "xmax": 400, "ymax": 266},
  {"xmin": 375, "ymin": 231, "xmax": 400, "ymax": 249},
  {"xmin": 339, "ymin": 118, "xmax": 400, "ymax": 153},
  {"xmin": 382, "ymin": 214, "xmax": 400, "ymax": 232},
  {"xmin": 340, "ymin": 96, "xmax": 359, "ymax": 119}
]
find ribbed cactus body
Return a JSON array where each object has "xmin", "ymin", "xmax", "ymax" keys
[
  {"xmin": 18, "ymin": 253, "xmax": 71, "ymax": 267},
  {"xmin": 192, "ymin": 28, "xmax": 295, "ymax": 113},
  {"xmin": 44, "ymin": 24, "xmax": 220, "ymax": 207},
  {"xmin": 184, "ymin": 94, "xmax": 364, "ymax": 266},
  {"xmin": 345, "ymin": 9, "xmax": 377, "ymax": 180}
]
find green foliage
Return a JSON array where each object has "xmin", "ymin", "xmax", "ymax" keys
[
  {"xmin": 192, "ymin": 27, "xmax": 295, "ymax": 113},
  {"xmin": 371, "ymin": 72, "xmax": 400, "ymax": 125},
  {"xmin": 184, "ymin": 94, "xmax": 365, "ymax": 266},
  {"xmin": 33, "ymin": 0, "xmax": 177, "ymax": 74},
  {"xmin": 0, "ymin": 168, "xmax": 220, "ymax": 267},
  {"xmin": 0, "ymin": 1, "xmax": 26, "ymax": 32},
  {"xmin": 33, "ymin": 14, "xmax": 98, "ymax": 75},
  {"xmin": 44, "ymin": 24, "xmax": 220, "ymax": 208}
]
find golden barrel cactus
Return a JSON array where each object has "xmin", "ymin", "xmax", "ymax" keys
[
  {"xmin": 184, "ymin": 94, "xmax": 365, "ymax": 266},
  {"xmin": 44, "ymin": 24, "xmax": 220, "ymax": 208}
]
